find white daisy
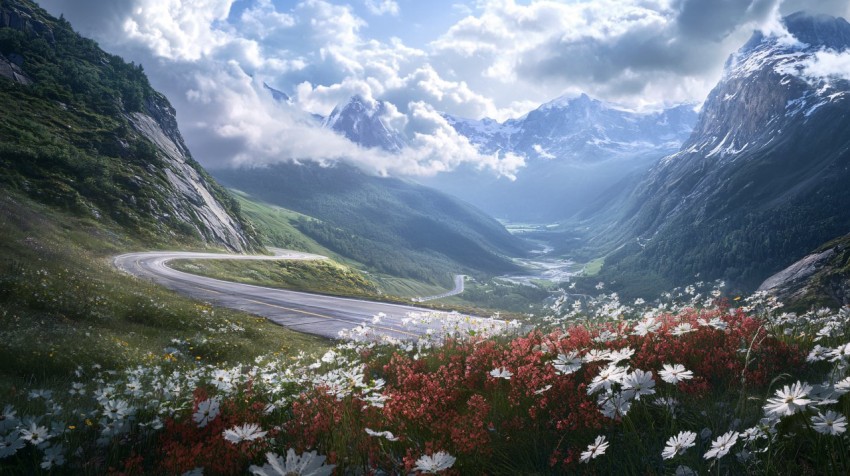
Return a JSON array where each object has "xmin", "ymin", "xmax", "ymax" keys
[
  {"xmin": 806, "ymin": 345, "xmax": 829, "ymax": 363},
  {"xmin": 0, "ymin": 431, "xmax": 25, "ymax": 459},
  {"xmin": 763, "ymin": 381, "xmax": 812, "ymax": 417},
  {"xmin": 40, "ymin": 445, "xmax": 65, "ymax": 469},
  {"xmin": 365, "ymin": 428, "xmax": 400, "ymax": 441},
  {"xmin": 599, "ymin": 392, "xmax": 632, "ymax": 419},
  {"xmin": 608, "ymin": 347, "xmax": 635, "ymax": 363},
  {"xmin": 249, "ymin": 449, "xmax": 335, "ymax": 476},
  {"xmin": 662, "ymin": 431, "xmax": 696, "ymax": 460},
  {"xmin": 193, "ymin": 398, "xmax": 221, "ymax": 428},
  {"xmin": 553, "ymin": 352, "xmax": 582, "ymax": 375},
  {"xmin": 703, "ymin": 431, "xmax": 739, "ymax": 460},
  {"xmin": 0, "ymin": 405, "xmax": 18, "ymax": 433},
  {"xmin": 489, "ymin": 367, "xmax": 513, "ymax": 380},
  {"xmin": 102, "ymin": 399, "xmax": 134, "ymax": 420},
  {"xmin": 834, "ymin": 376, "xmax": 850, "ymax": 395},
  {"xmin": 413, "ymin": 451, "xmax": 457, "ymax": 473},
  {"xmin": 659, "ymin": 364, "xmax": 694, "ymax": 384},
  {"xmin": 580, "ymin": 435, "xmax": 609, "ymax": 463},
  {"xmin": 534, "ymin": 385, "xmax": 553, "ymax": 395},
  {"xmin": 632, "ymin": 318, "xmax": 661, "ymax": 336},
  {"xmin": 670, "ymin": 323, "xmax": 696, "ymax": 336},
  {"xmin": 828, "ymin": 343, "xmax": 850, "ymax": 362},
  {"xmin": 622, "ymin": 369, "xmax": 656, "ymax": 400},
  {"xmin": 20, "ymin": 422, "xmax": 51, "ymax": 446},
  {"xmin": 811, "ymin": 411, "xmax": 847, "ymax": 436},
  {"xmin": 584, "ymin": 349, "xmax": 612, "ymax": 362},
  {"xmin": 223, "ymin": 423, "xmax": 268, "ymax": 444},
  {"xmin": 587, "ymin": 365, "xmax": 628, "ymax": 395}
]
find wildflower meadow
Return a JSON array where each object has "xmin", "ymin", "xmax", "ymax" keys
[{"xmin": 1, "ymin": 283, "xmax": 849, "ymax": 474}]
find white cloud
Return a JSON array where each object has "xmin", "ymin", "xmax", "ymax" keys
[
  {"xmin": 427, "ymin": 0, "xmax": 801, "ymax": 109},
  {"xmin": 798, "ymin": 50, "xmax": 850, "ymax": 81},
  {"xmin": 533, "ymin": 144, "xmax": 555, "ymax": 160},
  {"xmin": 364, "ymin": 0, "xmax": 400, "ymax": 17},
  {"xmin": 120, "ymin": 0, "xmax": 235, "ymax": 61}
]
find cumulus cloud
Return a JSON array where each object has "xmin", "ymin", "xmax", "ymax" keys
[{"xmin": 35, "ymin": 0, "xmax": 850, "ymax": 179}]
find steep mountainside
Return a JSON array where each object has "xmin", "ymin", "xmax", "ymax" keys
[
  {"xmin": 422, "ymin": 95, "xmax": 698, "ymax": 220},
  {"xmin": 213, "ymin": 162, "xmax": 527, "ymax": 284},
  {"xmin": 595, "ymin": 12, "xmax": 850, "ymax": 295},
  {"xmin": 0, "ymin": 0, "xmax": 260, "ymax": 251}
]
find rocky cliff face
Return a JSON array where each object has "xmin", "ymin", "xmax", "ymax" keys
[
  {"xmin": 759, "ymin": 235, "xmax": 850, "ymax": 309},
  {"xmin": 126, "ymin": 96, "xmax": 258, "ymax": 252},
  {"xmin": 0, "ymin": 0, "xmax": 261, "ymax": 252},
  {"xmin": 0, "ymin": 0, "xmax": 54, "ymax": 43}
]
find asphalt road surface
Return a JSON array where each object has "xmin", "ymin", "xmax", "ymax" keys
[{"xmin": 113, "ymin": 249, "xmax": 471, "ymax": 340}]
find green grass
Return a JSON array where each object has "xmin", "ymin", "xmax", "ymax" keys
[
  {"xmin": 229, "ymin": 190, "xmax": 341, "ymax": 259},
  {"xmin": 582, "ymin": 257, "xmax": 605, "ymax": 277},
  {"xmin": 370, "ymin": 274, "xmax": 447, "ymax": 298},
  {"xmin": 0, "ymin": 192, "xmax": 330, "ymax": 391},
  {"xmin": 170, "ymin": 258, "xmax": 380, "ymax": 298}
]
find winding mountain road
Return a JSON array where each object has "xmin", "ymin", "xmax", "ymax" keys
[{"xmin": 113, "ymin": 249, "xmax": 472, "ymax": 340}]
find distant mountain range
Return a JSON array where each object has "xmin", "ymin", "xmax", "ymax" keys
[
  {"xmin": 317, "ymin": 91, "xmax": 698, "ymax": 221},
  {"xmin": 445, "ymin": 93, "xmax": 697, "ymax": 164},
  {"xmin": 590, "ymin": 12, "xmax": 850, "ymax": 295},
  {"xmin": 427, "ymin": 95, "xmax": 698, "ymax": 220}
]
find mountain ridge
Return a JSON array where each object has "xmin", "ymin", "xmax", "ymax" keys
[{"xmin": 590, "ymin": 12, "xmax": 850, "ymax": 295}]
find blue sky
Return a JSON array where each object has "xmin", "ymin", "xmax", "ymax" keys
[{"xmin": 37, "ymin": 0, "xmax": 850, "ymax": 178}]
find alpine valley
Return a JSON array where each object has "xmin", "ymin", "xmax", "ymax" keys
[{"xmin": 3, "ymin": 0, "xmax": 850, "ymax": 474}]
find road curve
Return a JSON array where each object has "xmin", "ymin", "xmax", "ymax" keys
[
  {"xmin": 415, "ymin": 274, "xmax": 465, "ymax": 302},
  {"xmin": 113, "ymin": 249, "xmax": 469, "ymax": 340}
]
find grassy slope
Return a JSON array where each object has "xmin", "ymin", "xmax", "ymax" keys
[
  {"xmin": 170, "ymin": 258, "xmax": 381, "ymax": 299},
  {"xmin": 214, "ymin": 162, "xmax": 527, "ymax": 286},
  {"xmin": 0, "ymin": 192, "xmax": 329, "ymax": 391},
  {"xmin": 228, "ymin": 191, "xmax": 462, "ymax": 299},
  {"xmin": 230, "ymin": 190, "xmax": 338, "ymax": 259}
]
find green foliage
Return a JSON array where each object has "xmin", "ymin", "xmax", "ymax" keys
[
  {"xmin": 0, "ymin": 19, "xmax": 152, "ymax": 114},
  {"xmin": 453, "ymin": 279, "xmax": 551, "ymax": 314}
]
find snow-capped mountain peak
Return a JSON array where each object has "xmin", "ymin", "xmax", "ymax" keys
[
  {"xmin": 681, "ymin": 11, "xmax": 850, "ymax": 162},
  {"xmin": 323, "ymin": 95, "xmax": 405, "ymax": 153}
]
